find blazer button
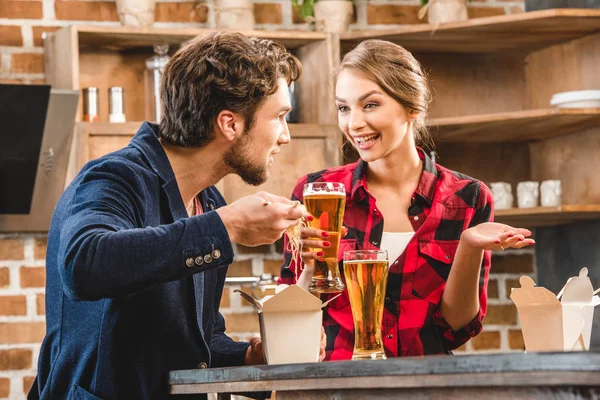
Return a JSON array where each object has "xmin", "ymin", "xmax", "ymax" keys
[
  {"xmin": 197, "ymin": 362, "xmax": 208, "ymax": 369},
  {"xmin": 212, "ymin": 249, "xmax": 221, "ymax": 259},
  {"xmin": 204, "ymin": 254, "xmax": 213, "ymax": 264},
  {"xmin": 195, "ymin": 256, "xmax": 204, "ymax": 266},
  {"xmin": 185, "ymin": 258, "xmax": 195, "ymax": 268}
]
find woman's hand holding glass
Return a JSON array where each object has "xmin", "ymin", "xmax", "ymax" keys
[{"xmin": 296, "ymin": 224, "xmax": 348, "ymax": 291}]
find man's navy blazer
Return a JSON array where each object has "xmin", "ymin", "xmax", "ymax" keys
[{"xmin": 29, "ymin": 122, "xmax": 249, "ymax": 399}]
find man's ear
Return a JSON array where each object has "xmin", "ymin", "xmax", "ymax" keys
[{"xmin": 215, "ymin": 110, "xmax": 245, "ymax": 142}]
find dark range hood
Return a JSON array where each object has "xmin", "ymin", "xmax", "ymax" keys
[{"xmin": 0, "ymin": 84, "xmax": 79, "ymax": 232}]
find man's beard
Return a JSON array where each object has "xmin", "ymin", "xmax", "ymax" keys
[{"xmin": 223, "ymin": 133, "xmax": 268, "ymax": 186}]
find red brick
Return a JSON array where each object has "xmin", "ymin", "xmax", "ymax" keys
[
  {"xmin": 0, "ymin": 78, "xmax": 25, "ymax": 84},
  {"xmin": 263, "ymin": 260, "xmax": 282, "ymax": 277},
  {"xmin": 468, "ymin": 7, "xmax": 506, "ymax": 19},
  {"xmin": 254, "ymin": 3, "xmax": 282, "ymax": 24},
  {"xmin": 0, "ymin": 349, "xmax": 32, "ymax": 370},
  {"xmin": 508, "ymin": 329, "xmax": 525, "ymax": 350},
  {"xmin": 0, "ymin": 26, "xmax": 23, "ymax": 46},
  {"xmin": 471, "ymin": 331, "xmax": 501, "ymax": 350},
  {"xmin": 11, "ymin": 53, "xmax": 44, "ymax": 74},
  {"xmin": 0, "ymin": 377, "xmax": 9, "ymax": 397},
  {"xmin": 20, "ymin": 267, "xmax": 45, "ymax": 288},
  {"xmin": 491, "ymin": 254, "xmax": 534, "ymax": 274},
  {"xmin": 220, "ymin": 288, "xmax": 230, "ymax": 308},
  {"xmin": 36, "ymin": 294, "xmax": 45, "ymax": 315},
  {"xmin": 0, "ymin": 1, "xmax": 43, "ymax": 19},
  {"xmin": 484, "ymin": 304, "xmax": 517, "ymax": 325},
  {"xmin": 487, "ymin": 278, "xmax": 498, "ymax": 299},
  {"xmin": 23, "ymin": 376, "xmax": 35, "ymax": 395},
  {"xmin": 222, "ymin": 312, "xmax": 259, "ymax": 333},
  {"xmin": 32, "ymin": 26, "xmax": 62, "ymax": 47},
  {"xmin": 505, "ymin": 278, "xmax": 521, "ymax": 299},
  {"xmin": 0, "ymin": 322, "xmax": 46, "ymax": 344},
  {"xmin": 0, "ymin": 238, "xmax": 24, "ymax": 260},
  {"xmin": 0, "ymin": 268, "xmax": 9, "ymax": 288},
  {"xmin": 55, "ymin": 0, "xmax": 118, "ymax": 21},
  {"xmin": 367, "ymin": 4, "xmax": 424, "ymax": 25},
  {"xmin": 155, "ymin": 2, "xmax": 207, "ymax": 23},
  {"xmin": 227, "ymin": 260, "xmax": 252, "ymax": 277},
  {"xmin": 0, "ymin": 295, "xmax": 27, "ymax": 316},
  {"xmin": 34, "ymin": 237, "xmax": 47, "ymax": 260}
]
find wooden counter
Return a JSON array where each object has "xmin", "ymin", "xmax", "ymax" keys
[{"xmin": 170, "ymin": 352, "xmax": 600, "ymax": 399}]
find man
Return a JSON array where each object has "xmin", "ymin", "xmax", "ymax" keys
[{"xmin": 29, "ymin": 32, "xmax": 312, "ymax": 399}]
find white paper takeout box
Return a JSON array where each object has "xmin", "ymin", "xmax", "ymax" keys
[
  {"xmin": 235, "ymin": 284, "xmax": 337, "ymax": 365},
  {"xmin": 510, "ymin": 267, "xmax": 600, "ymax": 352}
]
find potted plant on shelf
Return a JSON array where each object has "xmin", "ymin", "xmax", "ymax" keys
[
  {"xmin": 417, "ymin": 0, "xmax": 469, "ymax": 24},
  {"xmin": 292, "ymin": 0, "xmax": 354, "ymax": 33}
]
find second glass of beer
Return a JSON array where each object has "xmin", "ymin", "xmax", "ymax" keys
[
  {"xmin": 343, "ymin": 250, "xmax": 389, "ymax": 360},
  {"xmin": 303, "ymin": 182, "xmax": 346, "ymax": 293}
]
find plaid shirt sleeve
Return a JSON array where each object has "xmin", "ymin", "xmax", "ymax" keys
[
  {"xmin": 277, "ymin": 176, "xmax": 309, "ymax": 286},
  {"xmin": 432, "ymin": 182, "xmax": 494, "ymax": 351}
]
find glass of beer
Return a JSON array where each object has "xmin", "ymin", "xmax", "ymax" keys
[
  {"xmin": 303, "ymin": 182, "xmax": 346, "ymax": 293},
  {"xmin": 343, "ymin": 250, "xmax": 389, "ymax": 360}
]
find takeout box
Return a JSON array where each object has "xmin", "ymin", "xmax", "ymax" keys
[
  {"xmin": 510, "ymin": 267, "xmax": 600, "ymax": 352},
  {"xmin": 235, "ymin": 284, "xmax": 336, "ymax": 365}
]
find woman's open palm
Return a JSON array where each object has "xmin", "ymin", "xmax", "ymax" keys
[{"xmin": 461, "ymin": 222, "xmax": 535, "ymax": 251}]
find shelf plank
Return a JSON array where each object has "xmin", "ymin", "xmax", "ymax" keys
[
  {"xmin": 73, "ymin": 25, "xmax": 327, "ymax": 50},
  {"xmin": 495, "ymin": 205, "xmax": 600, "ymax": 227},
  {"xmin": 341, "ymin": 9, "xmax": 600, "ymax": 53},
  {"xmin": 430, "ymin": 108, "xmax": 600, "ymax": 142}
]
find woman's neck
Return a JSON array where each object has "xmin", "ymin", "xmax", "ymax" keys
[{"xmin": 366, "ymin": 141, "xmax": 423, "ymax": 193}]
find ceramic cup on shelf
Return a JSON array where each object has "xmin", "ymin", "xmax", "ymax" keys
[
  {"xmin": 540, "ymin": 180, "xmax": 562, "ymax": 207},
  {"xmin": 490, "ymin": 182, "xmax": 513, "ymax": 210},
  {"xmin": 517, "ymin": 181, "xmax": 540, "ymax": 209}
]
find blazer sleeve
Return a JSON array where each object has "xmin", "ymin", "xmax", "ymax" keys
[{"xmin": 57, "ymin": 160, "xmax": 234, "ymax": 301}]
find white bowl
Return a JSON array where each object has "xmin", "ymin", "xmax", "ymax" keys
[{"xmin": 550, "ymin": 90, "xmax": 600, "ymax": 108}]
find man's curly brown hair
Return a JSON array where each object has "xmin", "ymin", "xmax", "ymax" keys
[{"xmin": 158, "ymin": 31, "xmax": 302, "ymax": 147}]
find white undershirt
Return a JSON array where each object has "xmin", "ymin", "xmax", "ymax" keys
[{"xmin": 380, "ymin": 232, "xmax": 415, "ymax": 264}]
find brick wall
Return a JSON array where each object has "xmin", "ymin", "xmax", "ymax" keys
[{"xmin": 0, "ymin": 0, "xmax": 529, "ymax": 397}]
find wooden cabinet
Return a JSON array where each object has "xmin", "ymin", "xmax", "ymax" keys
[
  {"xmin": 44, "ymin": 26, "xmax": 341, "ymax": 201},
  {"xmin": 340, "ymin": 9, "xmax": 600, "ymax": 228}
]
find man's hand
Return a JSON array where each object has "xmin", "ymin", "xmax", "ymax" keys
[
  {"xmin": 319, "ymin": 326, "xmax": 327, "ymax": 362},
  {"xmin": 244, "ymin": 334, "xmax": 266, "ymax": 365},
  {"xmin": 217, "ymin": 191, "xmax": 305, "ymax": 247}
]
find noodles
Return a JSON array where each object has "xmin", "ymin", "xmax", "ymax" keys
[{"xmin": 284, "ymin": 202, "xmax": 308, "ymax": 272}]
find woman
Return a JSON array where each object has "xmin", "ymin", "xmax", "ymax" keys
[{"xmin": 278, "ymin": 39, "xmax": 534, "ymax": 360}]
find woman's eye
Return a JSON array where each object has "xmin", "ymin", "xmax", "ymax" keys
[
  {"xmin": 365, "ymin": 103, "xmax": 378, "ymax": 109},
  {"xmin": 337, "ymin": 105, "xmax": 349, "ymax": 112}
]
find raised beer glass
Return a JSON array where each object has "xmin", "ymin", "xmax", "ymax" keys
[
  {"xmin": 303, "ymin": 182, "xmax": 346, "ymax": 293},
  {"xmin": 343, "ymin": 250, "xmax": 389, "ymax": 360}
]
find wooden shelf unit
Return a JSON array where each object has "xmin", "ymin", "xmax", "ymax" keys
[
  {"xmin": 340, "ymin": 10, "xmax": 600, "ymax": 226},
  {"xmin": 495, "ymin": 205, "xmax": 600, "ymax": 228},
  {"xmin": 341, "ymin": 9, "xmax": 600, "ymax": 54},
  {"xmin": 46, "ymin": 26, "xmax": 341, "ymax": 202},
  {"xmin": 430, "ymin": 108, "xmax": 600, "ymax": 142},
  {"xmin": 71, "ymin": 122, "xmax": 340, "ymax": 200},
  {"xmin": 45, "ymin": 25, "xmax": 336, "ymax": 125}
]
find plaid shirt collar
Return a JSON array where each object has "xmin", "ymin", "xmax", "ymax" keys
[{"xmin": 349, "ymin": 148, "xmax": 439, "ymax": 207}]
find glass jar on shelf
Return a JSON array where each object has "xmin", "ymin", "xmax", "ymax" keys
[{"xmin": 145, "ymin": 44, "xmax": 170, "ymax": 123}]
